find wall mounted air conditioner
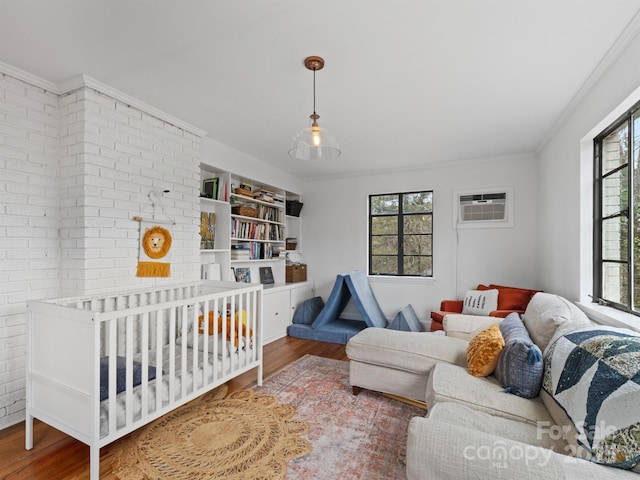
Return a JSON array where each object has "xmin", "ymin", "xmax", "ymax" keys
[{"xmin": 453, "ymin": 187, "xmax": 514, "ymax": 229}]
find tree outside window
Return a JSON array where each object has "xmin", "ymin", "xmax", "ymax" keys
[
  {"xmin": 594, "ymin": 103, "xmax": 640, "ymax": 313},
  {"xmin": 369, "ymin": 191, "xmax": 433, "ymax": 277}
]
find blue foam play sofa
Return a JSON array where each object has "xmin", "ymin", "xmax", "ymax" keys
[{"xmin": 287, "ymin": 271, "xmax": 422, "ymax": 344}]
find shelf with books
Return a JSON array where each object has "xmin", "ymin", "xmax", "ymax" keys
[
  {"xmin": 231, "ymin": 219, "xmax": 285, "ymax": 242},
  {"xmin": 199, "ymin": 163, "xmax": 303, "ymax": 285},
  {"xmin": 231, "ymin": 241, "xmax": 283, "ymax": 261},
  {"xmin": 231, "ymin": 258, "xmax": 285, "ymax": 264}
]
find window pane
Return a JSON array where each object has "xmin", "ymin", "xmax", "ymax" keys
[
  {"xmin": 369, "ymin": 190, "xmax": 433, "ymax": 278},
  {"xmin": 633, "ymin": 113, "xmax": 640, "ymax": 311},
  {"xmin": 372, "ymin": 255, "xmax": 398, "ymax": 275},
  {"xmin": 602, "ymin": 167, "xmax": 628, "ymax": 217},
  {"xmin": 403, "ymin": 192, "xmax": 433, "ymax": 214},
  {"xmin": 602, "ymin": 262, "xmax": 628, "ymax": 306},
  {"xmin": 635, "ymin": 262, "xmax": 640, "ymax": 311},
  {"xmin": 601, "ymin": 216, "xmax": 628, "ymax": 261},
  {"xmin": 372, "ymin": 216, "xmax": 397, "ymax": 235},
  {"xmin": 404, "ymin": 214, "xmax": 432, "ymax": 234},
  {"xmin": 602, "ymin": 124, "xmax": 628, "ymax": 175},
  {"xmin": 634, "ymin": 112, "xmax": 640, "ymax": 170},
  {"xmin": 404, "ymin": 235, "xmax": 432, "ymax": 255},
  {"xmin": 372, "ymin": 236, "xmax": 397, "ymax": 255},
  {"xmin": 404, "ymin": 256, "xmax": 432, "ymax": 276},
  {"xmin": 371, "ymin": 195, "xmax": 399, "ymax": 214}
]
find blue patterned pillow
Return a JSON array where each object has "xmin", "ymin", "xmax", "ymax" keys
[
  {"xmin": 494, "ymin": 313, "xmax": 543, "ymax": 399},
  {"xmin": 543, "ymin": 327, "xmax": 640, "ymax": 469}
]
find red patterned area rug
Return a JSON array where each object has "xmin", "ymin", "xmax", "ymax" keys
[{"xmin": 254, "ymin": 354, "xmax": 424, "ymax": 480}]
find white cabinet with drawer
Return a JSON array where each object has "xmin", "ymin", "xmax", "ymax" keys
[{"xmin": 262, "ymin": 281, "xmax": 314, "ymax": 344}]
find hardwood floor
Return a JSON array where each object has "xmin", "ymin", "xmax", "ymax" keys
[{"xmin": 0, "ymin": 337, "xmax": 348, "ymax": 480}]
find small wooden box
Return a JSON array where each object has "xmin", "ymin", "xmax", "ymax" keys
[{"xmin": 286, "ymin": 264, "xmax": 307, "ymax": 283}]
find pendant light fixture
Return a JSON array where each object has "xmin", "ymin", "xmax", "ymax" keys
[{"xmin": 288, "ymin": 56, "xmax": 341, "ymax": 160}]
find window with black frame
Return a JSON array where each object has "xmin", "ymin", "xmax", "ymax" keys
[
  {"xmin": 369, "ymin": 191, "xmax": 433, "ymax": 277},
  {"xmin": 593, "ymin": 101, "xmax": 640, "ymax": 314}
]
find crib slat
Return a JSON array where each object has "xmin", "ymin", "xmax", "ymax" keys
[
  {"xmin": 155, "ymin": 309, "xmax": 164, "ymax": 413},
  {"xmin": 140, "ymin": 312, "xmax": 150, "ymax": 421},
  {"xmin": 191, "ymin": 302, "xmax": 198, "ymax": 394},
  {"xmin": 108, "ymin": 318, "xmax": 118, "ymax": 436},
  {"xmin": 125, "ymin": 315, "xmax": 134, "ymax": 427},
  {"xmin": 168, "ymin": 307, "xmax": 176, "ymax": 404},
  {"xmin": 202, "ymin": 299, "xmax": 210, "ymax": 384},
  {"xmin": 212, "ymin": 297, "xmax": 219, "ymax": 380}
]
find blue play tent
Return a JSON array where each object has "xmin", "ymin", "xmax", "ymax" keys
[{"xmin": 287, "ymin": 271, "xmax": 389, "ymax": 344}]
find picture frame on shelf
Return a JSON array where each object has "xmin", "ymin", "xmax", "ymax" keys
[
  {"xmin": 259, "ymin": 266, "xmax": 274, "ymax": 285},
  {"xmin": 202, "ymin": 177, "xmax": 219, "ymax": 199},
  {"xmin": 235, "ymin": 267, "xmax": 251, "ymax": 283}
]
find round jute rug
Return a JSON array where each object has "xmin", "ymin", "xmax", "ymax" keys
[{"xmin": 111, "ymin": 387, "xmax": 311, "ymax": 480}]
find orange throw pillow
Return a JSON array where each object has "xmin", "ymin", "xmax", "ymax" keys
[
  {"xmin": 466, "ymin": 324, "xmax": 505, "ymax": 377},
  {"xmin": 489, "ymin": 284, "xmax": 538, "ymax": 311}
]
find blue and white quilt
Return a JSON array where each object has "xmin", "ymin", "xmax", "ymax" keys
[{"xmin": 543, "ymin": 326, "xmax": 640, "ymax": 469}]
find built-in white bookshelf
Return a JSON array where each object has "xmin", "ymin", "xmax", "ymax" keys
[{"xmin": 199, "ymin": 164, "xmax": 304, "ymax": 286}]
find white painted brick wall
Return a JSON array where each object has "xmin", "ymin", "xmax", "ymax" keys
[
  {"xmin": 57, "ymin": 87, "xmax": 201, "ymax": 295},
  {"xmin": 0, "ymin": 73, "xmax": 202, "ymax": 429},
  {"xmin": 66, "ymin": 87, "xmax": 201, "ymax": 294},
  {"xmin": 0, "ymin": 74, "xmax": 59, "ymax": 429}
]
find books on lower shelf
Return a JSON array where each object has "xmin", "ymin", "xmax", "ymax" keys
[
  {"xmin": 231, "ymin": 242, "xmax": 275, "ymax": 260},
  {"xmin": 231, "ymin": 218, "xmax": 284, "ymax": 241}
]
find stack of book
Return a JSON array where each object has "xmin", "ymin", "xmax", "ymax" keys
[
  {"xmin": 231, "ymin": 242, "xmax": 274, "ymax": 260},
  {"xmin": 231, "ymin": 243, "xmax": 251, "ymax": 260},
  {"xmin": 252, "ymin": 188, "xmax": 275, "ymax": 203}
]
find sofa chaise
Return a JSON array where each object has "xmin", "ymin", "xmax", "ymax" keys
[{"xmin": 346, "ymin": 292, "xmax": 640, "ymax": 478}]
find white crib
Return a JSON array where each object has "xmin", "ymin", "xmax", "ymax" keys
[{"xmin": 25, "ymin": 280, "xmax": 263, "ymax": 480}]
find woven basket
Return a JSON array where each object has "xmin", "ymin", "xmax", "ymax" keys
[{"xmin": 232, "ymin": 205, "xmax": 257, "ymax": 217}]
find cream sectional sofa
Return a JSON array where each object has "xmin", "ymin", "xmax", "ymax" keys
[{"xmin": 346, "ymin": 292, "xmax": 640, "ymax": 479}]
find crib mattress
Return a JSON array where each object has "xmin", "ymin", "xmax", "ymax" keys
[{"xmin": 99, "ymin": 341, "xmax": 254, "ymax": 438}]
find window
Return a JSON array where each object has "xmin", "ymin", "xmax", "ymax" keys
[
  {"xmin": 369, "ymin": 191, "xmax": 433, "ymax": 277},
  {"xmin": 593, "ymin": 101, "xmax": 640, "ymax": 314}
]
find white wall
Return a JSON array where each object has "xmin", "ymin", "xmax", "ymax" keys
[
  {"xmin": 0, "ymin": 74, "xmax": 59, "ymax": 428},
  {"xmin": 537, "ymin": 32, "xmax": 640, "ymax": 301},
  {"xmin": 301, "ymin": 153, "xmax": 538, "ymax": 324},
  {"xmin": 201, "ymin": 138, "xmax": 302, "ymax": 195}
]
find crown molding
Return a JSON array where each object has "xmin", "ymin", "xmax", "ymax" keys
[
  {"xmin": 0, "ymin": 60, "xmax": 60, "ymax": 93},
  {"xmin": 0, "ymin": 63, "xmax": 207, "ymax": 137},
  {"xmin": 536, "ymin": 9, "xmax": 640, "ymax": 152},
  {"xmin": 59, "ymin": 75, "xmax": 208, "ymax": 137}
]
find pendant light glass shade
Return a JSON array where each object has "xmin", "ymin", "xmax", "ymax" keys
[
  {"xmin": 289, "ymin": 56, "xmax": 341, "ymax": 160},
  {"xmin": 288, "ymin": 116, "xmax": 341, "ymax": 160}
]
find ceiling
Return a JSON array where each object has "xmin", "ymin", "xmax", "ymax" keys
[{"xmin": 2, "ymin": 0, "xmax": 640, "ymax": 179}]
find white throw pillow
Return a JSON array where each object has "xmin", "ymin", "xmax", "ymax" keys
[{"xmin": 462, "ymin": 289, "xmax": 499, "ymax": 316}]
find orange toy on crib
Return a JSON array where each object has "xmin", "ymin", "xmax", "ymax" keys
[{"xmin": 198, "ymin": 309, "xmax": 252, "ymax": 347}]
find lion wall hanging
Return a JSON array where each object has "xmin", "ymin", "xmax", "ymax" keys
[{"xmin": 136, "ymin": 221, "xmax": 173, "ymax": 277}]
